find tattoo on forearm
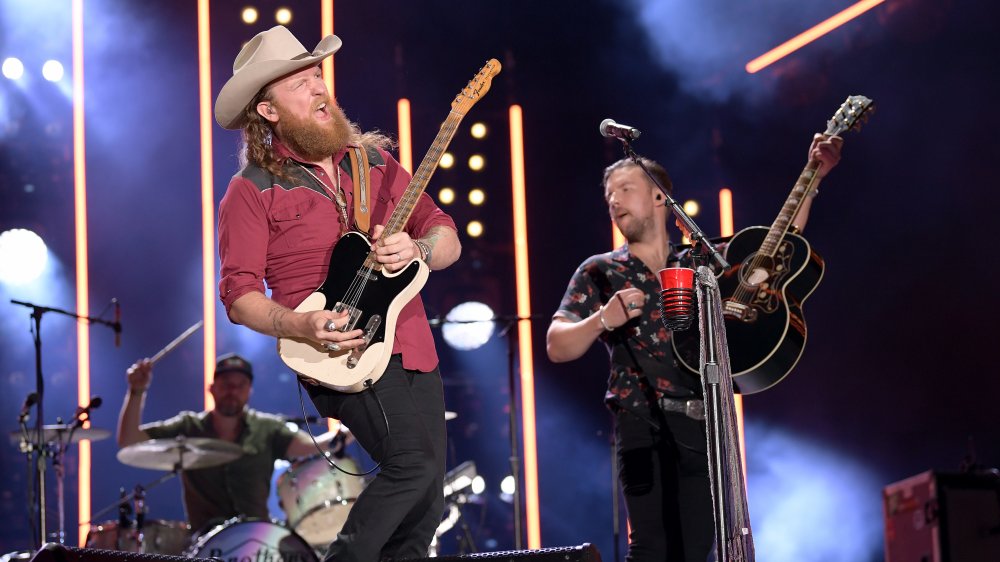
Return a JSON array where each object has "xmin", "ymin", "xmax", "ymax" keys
[{"xmin": 268, "ymin": 305, "xmax": 288, "ymax": 335}]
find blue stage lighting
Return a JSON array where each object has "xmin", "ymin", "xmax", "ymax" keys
[
  {"xmin": 42, "ymin": 60, "xmax": 64, "ymax": 82},
  {"xmin": 441, "ymin": 301, "xmax": 495, "ymax": 351},
  {"xmin": 0, "ymin": 229, "xmax": 49, "ymax": 285},
  {"xmin": 2, "ymin": 57, "xmax": 24, "ymax": 80}
]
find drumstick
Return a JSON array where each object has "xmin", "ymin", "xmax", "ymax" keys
[{"xmin": 149, "ymin": 321, "xmax": 203, "ymax": 365}]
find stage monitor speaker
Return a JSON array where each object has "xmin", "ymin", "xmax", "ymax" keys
[
  {"xmin": 411, "ymin": 543, "xmax": 601, "ymax": 561},
  {"xmin": 883, "ymin": 470, "xmax": 1000, "ymax": 562},
  {"xmin": 29, "ymin": 544, "xmax": 208, "ymax": 562}
]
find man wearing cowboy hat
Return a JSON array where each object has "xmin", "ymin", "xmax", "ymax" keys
[{"xmin": 215, "ymin": 26, "xmax": 460, "ymax": 561}]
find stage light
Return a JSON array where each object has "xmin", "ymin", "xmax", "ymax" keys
[
  {"xmin": 466, "ymin": 220, "xmax": 483, "ymax": 238},
  {"xmin": 683, "ymin": 199, "xmax": 700, "ymax": 216},
  {"xmin": 439, "ymin": 152, "xmax": 455, "ymax": 169},
  {"xmin": 2, "ymin": 57, "xmax": 24, "ymax": 80},
  {"xmin": 471, "ymin": 475, "xmax": 486, "ymax": 495},
  {"xmin": 469, "ymin": 188, "xmax": 485, "ymax": 206},
  {"xmin": 468, "ymin": 154, "xmax": 485, "ymax": 171},
  {"xmin": 443, "ymin": 460, "xmax": 479, "ymax": 497},
  {"xmin": 470, "ymin": 122, "xmax": 487, "ymax": 139},
  {"xmin": 438, "ymin": 187, "xmax": 455, "ymax": 205},
  {"xmin": 275, "ymin": 7, "xmax": 292, "ymax": 25},
  {"xmin": 441, "ymin": 301, "xmax": 495, "ymax": 351},
  {"xmin": 500, "ymin": 474, "xmax": 516, "ymax": 495},
  {"xmin": 241, "ymin": 7, "xmax": 259, "ymax": 24},
  {"xmin": 42, "ymin": 60, "xmax": 64, "ymax": 82},
  {"xmin": 0, "ymin": 229, "xmax": 49, "ymax": 285}
]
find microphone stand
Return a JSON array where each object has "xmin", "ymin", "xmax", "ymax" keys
[{"xmin": 9, "ymin": 299, "xmax": 121, "ymax": 548}]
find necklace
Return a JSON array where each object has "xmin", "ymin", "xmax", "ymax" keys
[{"xmin": 297, "ymin": 162, "xmax": 349, "ymax": 228}]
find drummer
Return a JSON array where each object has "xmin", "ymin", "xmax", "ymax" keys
[{"xmin": 116, "ymin": 353, "xmax": 345, "ymax": 534}]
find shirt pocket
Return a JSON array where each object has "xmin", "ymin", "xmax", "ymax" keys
[{"xmin": 268, "ymin": 196, "xmax": 328, "ymax": 255}]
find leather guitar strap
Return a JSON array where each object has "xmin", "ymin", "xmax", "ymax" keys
[{"xmin": 347, "ymin": 146, "xmax": 372, "ymax": 234}]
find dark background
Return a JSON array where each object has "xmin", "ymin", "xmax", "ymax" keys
[{"xmin": 1, "ymin": 0, "xmax": 997, "ymax": 560}]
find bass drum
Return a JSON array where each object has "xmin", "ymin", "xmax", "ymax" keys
[
  {"xmin": 278, "ymin": 455, "xmax": 365, "ymax": 546},
  {"xmin": 85, "ymin": 520, "xmax": 191, "ymax": 555},
  {"xmin": 185, "ymin": 518, "xmax": 317, "ymax": 562}
]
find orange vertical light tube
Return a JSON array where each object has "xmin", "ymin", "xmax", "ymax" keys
[
  {"xmin": 322, "ymin": 0, "xmax": 335, "ymax": 98},
  {"xmin": 197, "ymin": 0, "xmax": 216, "ymax": 409},
  {"xmin": 72, "ymin": 0, "xmax": 90, "ymax": 546},
  {"xmin": 397, "ymin": 99, "xmax": 413, "ymax": 173},
  {"xmin": 509, "ymin": 105, "xmax": 541, "ymax": 549},
  {"xmin": 322, "ymin": 0, "xmax": 340, "ymax": 433},
  {"xmin": 719, "ymin": 188, "xmax": 747, "ymax": 475},
  {"xmin": 746, "ymin": 0, "xmax": 885, "ymax": 73}
]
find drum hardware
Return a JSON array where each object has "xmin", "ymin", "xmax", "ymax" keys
[{"xmin": 10, "ymin": 298, "xmax": 121, "ymax": 548}]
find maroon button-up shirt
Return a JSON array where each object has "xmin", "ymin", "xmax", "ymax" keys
[{"xmin": 218, "ymin": 141, "xmax": 456, "ymax": 372}]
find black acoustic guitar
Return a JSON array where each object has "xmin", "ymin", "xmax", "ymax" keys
[
  {"xmin": 278, "ymin": 59, "xmax": 501, "ymax": 392},
  {"xmin": 671, "ymin": 95, "xmax": 874, "ymax": 394}
]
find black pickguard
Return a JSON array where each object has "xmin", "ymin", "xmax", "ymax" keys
[{"xmin": 317, "ymin": 231, "xmax": 421, "ymax": 349}]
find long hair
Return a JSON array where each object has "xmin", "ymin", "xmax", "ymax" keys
[{"xmin": 238, "ymin": 87, "xmax": 396, "ymax": 179}]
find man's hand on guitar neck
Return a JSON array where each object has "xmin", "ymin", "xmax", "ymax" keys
[
  {"xmin": 809, "ymin": 133, "xmax": 844, "ymax": 180},
  {"xmin": 371, "ymin": 224, "xmax": 420, "ymax": 273}
]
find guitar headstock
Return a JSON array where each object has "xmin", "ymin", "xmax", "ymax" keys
[
  {"xmin": 825, "ymin": 95, "xmax": 875, "ymax": 137},
  {"xmin": 451, "ymin": 59, "xmax": 502, "ymax": 116}
]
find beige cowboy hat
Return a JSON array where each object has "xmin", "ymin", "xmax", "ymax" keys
[{"xmin": 215, "ymin": 25, "xmax": 341, "ymax": 130}]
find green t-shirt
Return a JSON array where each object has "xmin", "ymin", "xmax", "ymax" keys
[{"xmin": 141, "ymin": 409, "xmax": 297, "ymax": 532}]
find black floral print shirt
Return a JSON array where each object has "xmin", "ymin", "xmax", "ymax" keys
[{"xmin": 554, "ymin": 244, "xmax": 702, "ymax": 416}]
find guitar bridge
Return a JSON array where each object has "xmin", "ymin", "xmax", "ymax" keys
[
  {"xmin": 334, "ymin": 303, "xmax": 362, "ymax": 331},
  {"xmin": 723, "ymin": 301, "xmax": 757, "ymax": 322},
  {"xmin": 346, "ymin": 315, "xmax": 382, "ymax": 369}
]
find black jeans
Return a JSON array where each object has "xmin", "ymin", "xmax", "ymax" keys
[
  {"xmin": 616, "ymin": 408, "xmax": 714, "ymax": 562},
  {"xmin": 307, "ymin": 356, "xmax": 447, "ymax": 562}
]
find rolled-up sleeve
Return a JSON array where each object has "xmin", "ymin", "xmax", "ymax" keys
[{"xmin": 218, "ymin": 176, "xmax": 269, "ymax": 315}]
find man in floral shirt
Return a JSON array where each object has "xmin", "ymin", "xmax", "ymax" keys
[{"xmin": 547, "ymin": 135, "xmax": 842, "ymax": 561}]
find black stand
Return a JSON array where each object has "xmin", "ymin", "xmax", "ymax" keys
[{"xmin": 9, "ymin": 299, "xmax": 120, "ymax": 548}]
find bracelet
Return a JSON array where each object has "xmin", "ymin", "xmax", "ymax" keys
[
  {"xmin": 598, "ymin": 306, "xmax": 613, "ymax": 331},
  {"xmin": 414, "ymin": 239, "xmax": 433, "ymax": 264},
  {"xmin": 129, "ymin": 388, "xmax": 147, "ymax": 397}
]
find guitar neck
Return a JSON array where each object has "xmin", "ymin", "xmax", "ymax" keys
[
  {"xmin": 760, "ymin": 158, "xmax": 823, "ymax": 257},
  {"xmin": 362, "ymin": 111, "xmax": 464, "ymax": 268}
]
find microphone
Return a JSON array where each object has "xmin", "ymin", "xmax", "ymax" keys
[
  {"xmin": 19, "ymin": 392, "xmax": 39, "ymax": 422},
  {"xmin": 659, "ymin": 268, "xmax": 696, "ymax": 331},
  {"xmin": 73, "ymin": 396, "xmax": 103, "ymax": 428},
  {"xmin": 113, "ymin": 298, "xmax": 122, "ymax": 348},
  {"xmin": 600, "ymin": 119, "xmax": 642, "ymax": 141}
]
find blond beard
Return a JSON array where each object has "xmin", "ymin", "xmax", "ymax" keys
[{"xmin": 276, "ymin": 103, "xmax": 354, "ymax": 161}]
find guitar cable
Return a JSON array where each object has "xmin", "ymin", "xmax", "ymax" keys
[{"xmin": 296, "ymin": 378, "xmax": 389, "ymax": 477}]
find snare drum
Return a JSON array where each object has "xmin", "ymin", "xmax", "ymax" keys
[
  {"xmin": 185, "ymin": 518, "xmax": 316, "ymax": 562},
  {"xmin": 85, "ymin": 519, "xmax": 191, "ymax": 555},
  {"xmin": 277, "ymin": 455, "xmax": 366, "ymax": 546}
]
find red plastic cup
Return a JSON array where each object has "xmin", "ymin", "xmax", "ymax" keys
[{"xmin": 658, "ymin": 267, "xmax": 695, "ymax": 290}]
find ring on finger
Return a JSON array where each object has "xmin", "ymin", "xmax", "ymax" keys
[
  {"xmin": 627, "ymin": 302, "xmax": 638, "ymax": 311},
  {"xmin": 324, "ymin": 319, "xmax": 337, "ymax": 332},
  {"xmin": 325, "ymin": 342, "xmax": 341, "ymax": 352}
]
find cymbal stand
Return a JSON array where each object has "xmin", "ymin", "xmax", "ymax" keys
[
  {"xmin": 10, "ymin": 299, "xmax": 120, "ymax": 548},
  {"xmin": 85, "ymin": 462, "xmax": 180, "ymax": 525}
]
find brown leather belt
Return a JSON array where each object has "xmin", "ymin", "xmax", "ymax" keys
[{"xmin": 658, "ymin": 397, "xmax": 705, "ymax": 421}]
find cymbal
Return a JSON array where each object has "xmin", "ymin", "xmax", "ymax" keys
[
  {"xmin": 444, "ymin": 411, "xmax": 458, "ymax": 421},
  {"xmin": 9, "ymin": 424, "xmax": 111, "ymax": 445},
  {"xmin": 117, "ymin": 437, "xmax": 243, "ymax": 471}
]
